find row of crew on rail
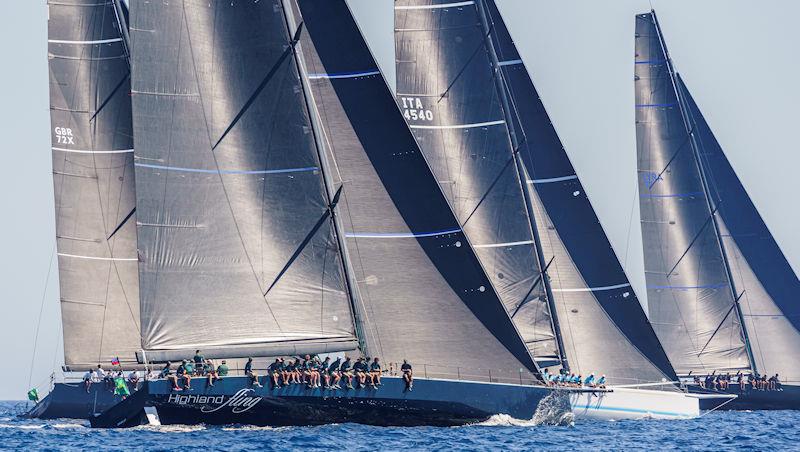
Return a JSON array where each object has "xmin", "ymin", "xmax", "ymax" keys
[
  {"xmin": 692, "ymin": 371, "xmax": 783, "ymax": 392},
  {"xmin": 157, "ymin": 350, "xmax": 415, "ymax": 392},
  {"xmin": 541, "ymin": 369, "xmax": 607, "ymax": 389}
]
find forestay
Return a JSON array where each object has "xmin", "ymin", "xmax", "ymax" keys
[
  {"xmin": 678, "ymin": 75, "xmax": 800, "ymax": 381},
  {"xmin": 394, "ymin": 0, "xmax": 560, "ymax": 366},
  {"xmin": 485, "ymin": 1, "xmax": 676, "ymax": 383},
  {"xmin": 290, "ymin": 0, "xmax": 540, "ymax": 383},
  {"xmin": 130, "ymin": 0, "xmax": 357, "ymax": 361},
  {"xmin": 634, "ymin": 12, "xmax": 750, "ymax": 375},
  {"xmin": 48, "ymin": 0, "xmax": 141, "ymax": 367}
]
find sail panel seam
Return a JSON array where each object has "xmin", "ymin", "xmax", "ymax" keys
[
  {"xmin": 134, "ymin": 162, "xmax": 318, "ymax": 175},
  {"xmin": 409, "ymin": 119, "xmax": 505, "ymax": 130}
]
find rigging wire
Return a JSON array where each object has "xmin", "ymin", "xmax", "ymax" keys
[{"xmin": 27, "ymin": 243, "xmax": 56, "ymax": 390}]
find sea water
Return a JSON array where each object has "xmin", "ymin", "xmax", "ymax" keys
[{"xmin": 1, "ymin": 401, "xmax": 797, "ymax": 451}]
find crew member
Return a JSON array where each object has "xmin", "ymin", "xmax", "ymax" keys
[{"xmin": 401, "ymin": 359, "xmax": 413, "ymax": 391}]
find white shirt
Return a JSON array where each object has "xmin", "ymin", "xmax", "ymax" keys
[{"xmin": 94, "ymin": 368, "xmax": 106, "ymax": 381}]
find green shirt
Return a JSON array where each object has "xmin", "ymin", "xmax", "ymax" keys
[
  {"xmin": 217, "ymin": 364, "xmax": 229, "ymax": 376},
  {"xmin": 193, "ymin": 354, "xmax": 204, "ymax": 364}
]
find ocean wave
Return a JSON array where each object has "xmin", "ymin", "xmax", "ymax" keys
[
  {"xmin": 52, "ymin": 423, "xmax": 87, "ymax": 429},
  {"xmin": 132, "ymin": 424, "xmax": 207, "ymax": 433},
  {"xmin": 0, "ymin": 423, "xmax": 45, "ymax": 430}
]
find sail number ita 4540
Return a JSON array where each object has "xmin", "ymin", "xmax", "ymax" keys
[{"xmin": 400, "ymin": 96, "xmax": 433, "ymax": 121}]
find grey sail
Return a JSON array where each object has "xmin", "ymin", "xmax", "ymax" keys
[
  {"xmin": 48, "ymin": 0, "xmax": 141, "ymax": 368},
  {"xmin": 481, "ymin": 0, "xmax": 676, "ymax": 384},
  {"xmin": 129, "ymin": 0, "xmax": 357, "ymax": 361},
  {"xmin": 678, "ymin": 74, "xmax": 800, "ymax": 381},
  {"xmin": 394, "ymin": 0, "xmax": 560, "ymax": 366},
  {"xmin": 289, "ymin": 0, "xmax": 540, "ymax": 383},
  {"xmin": 635, "ymin": 12, "xmax": 751, "ymax": 375}
]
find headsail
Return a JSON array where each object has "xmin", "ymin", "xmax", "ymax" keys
[
  {"xmin": 677, "ymin": 75, "xmax": 800, "ymax": 381},
  {"xmin": 48, "ymin": 0, "xmax": 140, "ymax": 367},
  {"xmin": 635, "ymin": 12, "xmax": 751, "ymax": 375},
  {"xmin": 482, "ymin": 1, "xmax": 676, "ymax": 383},
  {"xmin": 129, "ymin": 0, "xmax": 357, "ymax": 361},
  {"xmin": 290, "ymin": 0, "xmax": 540, "ymax": 383},
  {"xmin": 394, "ymin": 0, "xmax": 561, "ymax": 366}
]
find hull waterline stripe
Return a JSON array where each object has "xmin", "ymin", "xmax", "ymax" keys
[
  {"xmin": 410, "ymin": 120, "xmax": 505, "ymax": 130},
  {"xmin": 553, "ymin": 283, "xmax": 631, "ymax": 293},
  {"xmin": 635, "ymin": 59, "xmax": 667, "ymax": 65},
  {"xmin": 636, "ymin": 103, "xmax": 677, "ymax": 108},
  {"xmin": 58, "ymin": 253, "xmax": 137, "ymax": 261},
  {"xmin": 135, "ymin": 163, "xmax": 318, "ymax": 175},
  {"xmin": 648, "ymin": 283, "xmax": 727, "ymax": 290},
  {"xmin": 48, "ymin": 38, "xmax": 123, "ymax": 45},
  {"xmin": 527, "ymin": 175, "xmax": 578, "ymax": 184},
  {"xmin": 473, "ymin": 240, "xmax": 535, "ymax": 249},
  {"xmin": 571, "ymin": 404, "xmax": 689, "ymax": 418},
  {"xmin": 499, "ymin": 59, "xmax": 523, "ymax": 67},
  {"xmin": 346, "ymin": 228, "xmax": 462, "ymax": 239},
  {"xmin": 395, "ymin": 1, "xmax": 474, "ymax": 10},
  {"xmin": 53, "ymin": 147, "xmax": 134, "ymax": 154},
  {"xmin": 640, "ymin": 191, "xmax": 704, "ymax": 198},
  {"xmin": 307, "ymin": 70, "xmax": 380, "ymax": 80}
]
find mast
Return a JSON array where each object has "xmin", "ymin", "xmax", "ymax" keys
[
  {"xmin": 111, "ymin": 0, "xmax": 131, "ymax": 64},
  {"xmin": 650, "ymin": 10, "xmax": 757, "ymax": 374},
  {"xmin": 279, "ymin": 0, "xmax": 367, "ymax": 354},
  {"xmin": 474, "ymin": 0, "xmax": 568, "ymax": 370}
]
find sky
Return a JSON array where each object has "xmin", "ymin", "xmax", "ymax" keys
[{"xmin": 0, "ymin": 0, "xmax": 797, "ymax": 400}]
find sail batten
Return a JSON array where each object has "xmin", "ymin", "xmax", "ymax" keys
[{"xmin": 48, "ymin": 0, "xmax": 141, "ymax": 367}]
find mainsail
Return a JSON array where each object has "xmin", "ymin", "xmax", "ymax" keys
[
  {"xmin": 485, "ymin": 0, "xmax": 676, "ymax": 384},
  {"xmin": 394, "ymin": 0, "xmax": 561, "ymax": 366},
  {"xmin": 48, "ymin": 0, "xmax": 140, "ymax": 367},
  {"xmin": 289, "ymin": 0, "xmax": 540, "ymax": 383},
  {"xmin": 635, "ymin": 12, "xmax": 751, "ymax": 375},
  {"xmin": 676, "ymin": 75, "xmax": 800, "ymax": 381},
  {"xmin": 392, "ymin": 0, "xmax": 674, "ymax": 384},
  {"xmin": 129, "ymin": 0, "xmax": 358, "ymax": 361}
]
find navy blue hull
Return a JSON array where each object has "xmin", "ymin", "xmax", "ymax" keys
[
  {"xmin": 91, "ymin": 376, "xmax": 552, "ymax": 428},
  {"xmin": 23, "ymin": 382, "xmax": 134, "ymax": 420},
  {"xmin": 689, "ymin": 384, "xmax": 800, "ymax": 410}
]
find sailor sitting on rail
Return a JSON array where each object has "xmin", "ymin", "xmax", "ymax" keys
[
  {"xmin": 584, "ymin": 373, "xmax": 595, "ymax": 388},
  {"xmin": 596, "ymin": 375, "xmax": 606, "ymax": 389},
  {"xmin": 192, "ymin": 350, "xmax": 205, "ymax": 375},
  {"xmin": 340, "ymin": 356, "xmax": 354, "ymax": 389},
  {"xmin": 401, "ymin": 360, "xmax": 413, "ymax": 391},
  {"xmin": 160, "ymin": 362, "xmax": 182, "ymax": 391},
  {"xmin": 327, "ymin": 357, "xmax": 342, "ymax": 389},
  {"xmin": 320, "ymin": 357, "xmax": 332, "ymax": 388},
  {"xmin": 268, "ymin": 358, "xmax": 283, "ymax": 389},
  {"xmin": 245, "ymin": 357, "xmax": 263, "ymax": 388},
  {"xmin": 353, "ymin": 358, "xmax": 369, "ymax": 387},
  {"xmin": 177, "ymin": 360, "xmax": 193, "ymax": 390},
  {"xmin": 204, "ymin": 359, "xmax": 220, "ymax": 387},
  {"xmin": 83, "ymin": 369, "xmax": 93, "ymax": 393},
  {"xmin": 370, "ymin": 357, "xmax": 382, "ymax": 387}
]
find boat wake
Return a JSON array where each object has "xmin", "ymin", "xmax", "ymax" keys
[
  {"xmin": 132, "ymin": 424, "xmax": 207, "ymax": 433},
  {"xmin": 475, "ymin": 390, "xmax": 574, "ymax": 427}
]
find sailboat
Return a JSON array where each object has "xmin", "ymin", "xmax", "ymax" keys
[
  {"xmin": 28, "ymin": 0, "xmax": 141, "ymax": 419},
  {"xmin": 89, "ymin": 0, "xmax": 556, "ymax": 428},
  {"xmin": 394, "ymin": 0, "xmax": 701, "ymax": 420},
  {"xmin": 635, "ymin": 10, "xmax": 800, "ymax": 410}
]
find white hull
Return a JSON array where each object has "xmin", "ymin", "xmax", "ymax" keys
[{"xmin": 569, "ymin": 386, "xmax": 700, "ymax": 420}]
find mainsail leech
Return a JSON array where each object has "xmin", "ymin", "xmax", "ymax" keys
[{"xmin": 48, "ymin": 0, "xmax": 141, "ymax": 368}]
